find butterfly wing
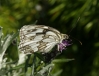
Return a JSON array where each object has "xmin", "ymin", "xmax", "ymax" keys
[{"xmin": 19, "ymin": 25, "xmax": 62, "ymax": 54}]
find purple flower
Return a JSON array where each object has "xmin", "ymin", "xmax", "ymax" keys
[{"xmin": 58, "ymin": 39, "xmax": 72, "ymax": 52}]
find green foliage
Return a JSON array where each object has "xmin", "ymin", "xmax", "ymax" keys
[
  {"xmin": 0, "ymin": 0, "xmax": 99, "ymax": 76},
  {"xmin": 0, "ymin": 27, "xmax": 19, "ymax": 75},
  {"xmin": 0, "ymin": 27, "xmax": 73, "ymax": 76}
]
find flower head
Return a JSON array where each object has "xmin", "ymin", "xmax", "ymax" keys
[{"xmin": 58, "ymin": 39, "xmax": 72, "ymax": 52}]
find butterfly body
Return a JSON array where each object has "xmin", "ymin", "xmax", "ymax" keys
[{"xmin": 19, "ymin": 25, "xmax": 69, "ymax": 54}]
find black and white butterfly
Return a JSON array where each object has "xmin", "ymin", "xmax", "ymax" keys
[{"xmin": 18, "ymin": 25, "xmax": 71, "ymax": 54}]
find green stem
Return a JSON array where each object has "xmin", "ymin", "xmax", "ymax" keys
[{"xmin": 31, "ymin": 55, "xmax": 36, "ymax": 76}]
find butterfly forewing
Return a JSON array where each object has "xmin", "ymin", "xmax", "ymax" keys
[{"xmin": 19, "ymin": 25, "xmax": 67, "ymax": 54}]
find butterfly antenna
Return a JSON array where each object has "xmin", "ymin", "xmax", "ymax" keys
[
  {"xmin": 70, "ymin": 35, "xmax": 82, "ymax": 45},
  {"xmin": 68, "ymin": 17, "xmax": 81, "ymax": 35}
]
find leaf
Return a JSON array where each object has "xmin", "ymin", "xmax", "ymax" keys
[
  {"xmin": 0, "ymin": 28, "xmax": 18, "ymax": 69},
  {"xmin": 35, "ymin": 64, "xmax": 54, "ymax": 76},
  {"xmin": 52, "ymin": 70, "xmax": 63, "ymax": 76},
  {"xmin": 34, "ymin": 53, "xmax": 45, "ymax": 61},
  {"xmin": 52, "ymin": 58, "xmax": 75, "ymax": 63},
  {"xmin": 0, "ymin": 27, "xmax": 3, "ymax": 52}
]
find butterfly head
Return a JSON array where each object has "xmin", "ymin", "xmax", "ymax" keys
[
  {"xmin": 61, "ymin": 34, "xmax": 69, "ymax": 40},
  {"xmin": 58, "ymin": 34, "xmax": 71, "ymax": 52}
]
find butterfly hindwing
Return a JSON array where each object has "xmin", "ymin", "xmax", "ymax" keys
[{"xmin": 19, "ymin": 25, "xmax": 62, "ymax": 54}]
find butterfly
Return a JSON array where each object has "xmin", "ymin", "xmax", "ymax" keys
[{"xmin": 18, "ymin": 25, "xmax": 71, "ymax": 54}]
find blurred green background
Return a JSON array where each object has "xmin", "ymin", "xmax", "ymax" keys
[{"xmin": 0, "ymin": 0, "xmax": 99, "ymax": 76}]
